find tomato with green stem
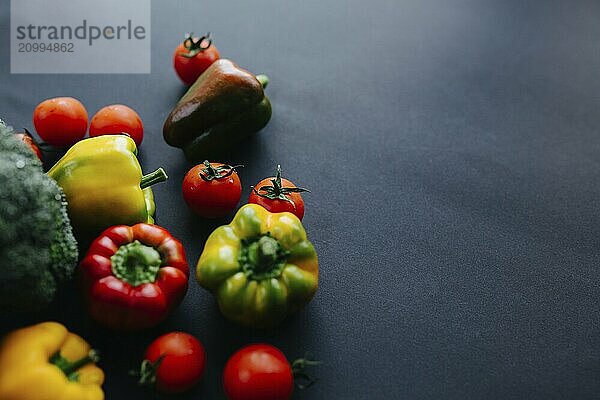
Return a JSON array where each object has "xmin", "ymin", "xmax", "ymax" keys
[
  {"xmin": 182, "ymin": 160, "xmax": 243, "ymax": 218},
  {"xmin": 223, "ymin": 344, "xmax": 320, "ymax": 400},
  {"xmin": 33, "ymin": 97, "xmax": 88, "ymax": 147},
  {"xmin": 174, "ymin": 32, "xmax": 220, "ymax": 85},
  {"xmin": 135, "ymin": 332, "xmax": 206, "ymax": 394},
  {"xmin": 248, "ymin": 165, "xmax": 310, "ymax": 220}
]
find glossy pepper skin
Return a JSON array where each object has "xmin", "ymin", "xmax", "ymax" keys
[
  {"xmin": 48, "ymin": 135, "xmax": 167, "ymax": 239},
  {"xmin": 80, "ymin": 223, "xmax": 189, "ymax": 330},
  {"xmin": 0, "ymin": 322, "xmax": 104, "ymax": 400},
  {"xmin": 196, "ymin": 204, "xmax": 318, "ymax": 328},
  {"xmin": 163, "ymin": 59, "xmax": 272, "ymax": 162}
]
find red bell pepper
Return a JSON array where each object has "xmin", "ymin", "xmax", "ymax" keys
[{"xmin": 79, "ymin": 223, "xmax": 189, "ymax": 330}]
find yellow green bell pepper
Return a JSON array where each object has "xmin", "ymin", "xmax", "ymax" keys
[
  {"xmin": 0, "ymin": 322, "xmax": 104, "ymax": 400},
  {"xmin": 196, "ymin": 204, "xmax": 319, "ymax": 328},
  {"xmin": 48, "ymin": 135, "xmax": 167, "ymax": 238}
]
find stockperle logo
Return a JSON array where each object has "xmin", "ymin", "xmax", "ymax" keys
[{"xmin": 11, "ymin": 0, "xmax": 150, "ymax": 74}]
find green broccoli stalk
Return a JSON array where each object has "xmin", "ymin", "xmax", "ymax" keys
[{"xmin": 0, "ymin": 119, "xmax": 78, "ymax": 312}]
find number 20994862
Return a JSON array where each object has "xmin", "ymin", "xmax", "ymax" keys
[{"xmin": 18, "ymin": 42, "xmax": 74, "ymax": 53}]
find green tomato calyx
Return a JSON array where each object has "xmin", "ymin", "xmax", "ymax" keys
[
  {"xmin": 180, "ymin": 32, "xmax": 212, "ymax": 58},
  {"xmin": 250, "ymin": 165, "xmax": 309, "ymax": 208},
  {"xmin": 199, "ymin": 160, "xmax": 243, "ymax": 181}
]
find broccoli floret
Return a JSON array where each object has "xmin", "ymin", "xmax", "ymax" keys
[{"xmin": 0, "ymin": 119, "xmax": 78, "ymax": 312}]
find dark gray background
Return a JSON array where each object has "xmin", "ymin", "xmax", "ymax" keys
[{"xmin": 1, "ymin": 0, "xmax": 600, "ymax": 398}]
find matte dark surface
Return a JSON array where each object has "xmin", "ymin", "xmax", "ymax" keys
[{"xmin": 1, "ymin": 0, "xmax": 600, "ymax": 398}]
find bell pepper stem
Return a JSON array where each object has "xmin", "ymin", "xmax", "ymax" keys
[
  {"xmin": 140, "ymin": 167, "xmax": 168, "ymax": 189},
  {"xmin": 111, "ymin": 240, "xmax": 162, "ymax": 287},
  {"xmin": 256, "ymin": 74, "xmax": 269, "ymax": 89},
  {"xmin": 240, "ymin": 234, "xmax": 290, "ymax": 279},
  {"xmin": 52, "ymin": 350, "xmax": 100, "ymax": 377},
  {"xmin": 256, "ymin": 236, "xmax": 279, "ymax": 269}
]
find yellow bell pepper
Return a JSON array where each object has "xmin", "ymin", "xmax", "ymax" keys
[
  {"xmin": 47, "ymin": 135, "xmax": 167, "ymax": 238},
  {"xmin": 0, "ymin": 322, "xmax": 104, "ymax": 400}
]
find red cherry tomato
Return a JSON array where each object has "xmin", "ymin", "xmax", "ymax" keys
[
  {"xmin": 223, "ymin": 344, "xmax": 294, "ymax": 400},
  {"xmin": 173, "ymin": 33, "xmax": 220, "ymax": 85},
  {"xmin": 89, "ymin": 104, "xmax": 144, "ymax": 146},
  {"xmin": 182, "ymin": 161, "xmax": 242, "ymax": 218},
  {"xmin": 248, "ymin": 165, "xmax": 309, "ymax": 220},
  {"xmin": 33, "ymin": 97, "xmax": 88, "ymax": 147},
  {"xmin": 141, "ymin": 332, "xmax": 206, "ymax": 394},
  {"xmin": 15, "ymin": 129, "xmax": 43, "ymax": 161}
]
